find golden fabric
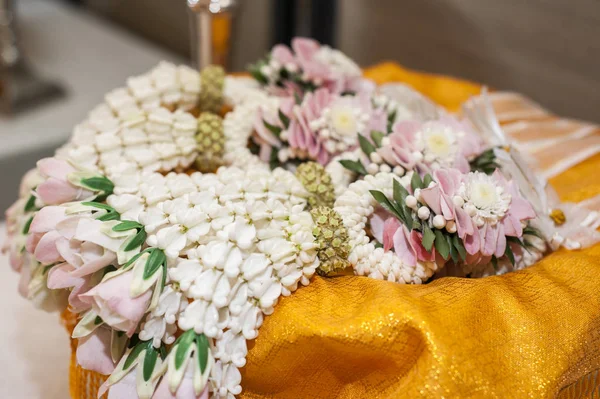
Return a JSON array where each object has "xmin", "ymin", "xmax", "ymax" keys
[{"xmin": 67, "ymin": 63, "xmax": 600, "ymax": 399}]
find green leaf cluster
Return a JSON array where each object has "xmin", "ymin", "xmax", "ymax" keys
[
  {"xmin": 82, "ymin": 202, "xmax": 120, "ymax": 221},
  {"xmin": 80, "ymin": 176, "xmax": 115, "ymax": 201},
  {"xmin": 174, "ymin": 330, "xmax": 210, "ymax": 373},
  {"xmin": 338, "ymin": 131, "xmax": 386, "ymax": 175},
  {"xmin": 470, "ymin": 148, "xmax": 500, "ymax": 175},
  {"xmin": 113, "ymin": 221, "xmax": 147, "ymax": 252}
]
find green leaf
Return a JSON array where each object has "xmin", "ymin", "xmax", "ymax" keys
[
  {"xmin": 80, "ymin": 176, "xmax": 114, "ymax": 197},
  {"xmin": 369, "ymin": 190, "xmax": 403, "ymax": 222},
  {"xmin": 433, "ymin": 229, "xmax": 450, "ymax": 260},
  {"xmin": 358, "ymin": 134, "xmax": 376, "ymax": 156},
  {"xmin": 263, "ymin": 120, "xmax": 282, "ymax": 138},
  {"xmin": 504, "ymin": 244, "xmax": 515, "ymax": 266},
  {"xmin": 339, "ymin": 159, "xmax": 367, "ymax": 175},
  {"xmin": 470, "ymin": 149, "xmax": 500, "ymax": 175},
  {"xmin": 269, "ymin": 147, "xmax": 280, "ymax": 170},
  {"xmin": 387, "ymin": 110, "xmax": 397, "ymax": 132},
  {"xmin": 423, "ymin": 174, "xmax": 433, "ymax": 188},
  {"xmin": 143, "ymin": 346, "xmax": 159, "ymax": 382},
  {"xmin": 411, "ymin": 172, "xmax": 423, "ymax": 191},
  {"xmin": 278, "ymin": 110, "xmax": 290, "ymax": 129},
  {"xmin": 293, "ymin": 92, "xmax": 302, "ymax": 105},
  {"xmin": 122, "ymin": 249, "xmax": 148, "ymax": 271},
  {"xmin": 248, "ymin": 62, "xmax": 268, "ymax": 85},
  {"xmin": 124, "ymin": 229, "xmax": 147, "ymax": 252},
  {"xmin": 82, "ymin": 202, "xmax": 120, "ymax": 222},
  {"xmin": 159, "ymin": 346, "xmax": 168, "ymax": 360},
  {"xmin": 175, "ymin": 330, "xmax": 195, "ymax": 370},
  {"xmin": 123, "ymin": 341, "xmax": 147, "ymax": 370},
  {"xmin": 24, "ymin": 195, "xmax": 37, "ymax": 212},
  {"xmin": 94, "ymin": 316, "xmax": 103, "ymax": 325},
  {"xmin": 112, "ymin": 221, "xmax": 143, "ymax": 232},
  {"xmin": 523, "ymin": 225, "xmax": 544, "ymax": 240},
  {"xmin": 412, "ymin": 217, "xmax": 422, "ymax": 231},
  {"xmin": 392, "ymin": 179, "xmax": 411, "ymax": 227},
  {"xmin": 195, "ymin": 334, "xmax": 210, "ymax": 373},
  {"xmin": 452, "ymin": 234, "xmax": 467, "ymax": 262},
  {"xmin": 506, "ymin": 236, "xmax": 526, "ymax": 249},
  {"xmin": 447, "ymin": 235, "xmax": 458, "ymax": 263},
  {"xmin": 22, "ymin": 216, "xmax": 34, "ymax": 234},
  {"xmin": 491, "ymin": 256, "xmax": 499, "ymax": 271},
  {"xmin": 143, "ymin": 249, "xmax": 166, "ymax": 280},
  {"xmin": 422, "ymin": 224, "xmax": 436, "ymax": 252},
  {"xmin": 370, "ymin": 131, "xmax": 385, "ymax": 147}
]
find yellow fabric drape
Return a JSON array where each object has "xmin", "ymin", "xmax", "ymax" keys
[{"xmin": 67, "ymin": 63, "xmax": 600, "ymax": 399}]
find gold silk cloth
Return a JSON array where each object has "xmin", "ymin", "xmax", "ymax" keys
[{"xmin": 67, "ymin": 63, "xmax": 600, "ymax": 399}]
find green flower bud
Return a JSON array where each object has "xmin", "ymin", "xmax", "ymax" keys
[
  {"xmin": 310, "ymin": 206, "xmax": 351, "ymax": 276},
  {"xmin": 195, "ymin": 112, "xmax": 224, "ymax": 173},
  {"xmin": 296, "ymin": 162, "xmax": 336, "ymax": 210},
  {"xmin": 199, "ymin": 65, "xmax": 225, "ymax": 114}
]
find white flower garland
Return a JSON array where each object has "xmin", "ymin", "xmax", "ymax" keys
[
  {"xmin": 334, "ymin": 171, "xmax": 438, "ymax": 284},
  {"xmin": 59, "ymin": 106, "xmax": 198, "ymax": 189},
  {"xmin": 107, "ymin": 166, "xmax": 316, "ymax": 398}
]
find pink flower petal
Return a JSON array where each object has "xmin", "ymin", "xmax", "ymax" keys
[
  {"xmin": 37, "ymin": 157, "xmax": 75, "ymax": 180},
  {"xmin": 410, "ymin": 230, "xmax": 435, "ymax": 262},
  {"xmin": 420, "ymin": 186, "xmax": 442, "ymax": 215},
  {"xmin": 383, "ymin": 218, "xmax": 401, "ymax": 251},
  {"xmin": 37, "ymin": 178, "xmax": 81, "ymax": 205},
  {"xmin": 29, "ymin": 206, "xmax": 68, "ymax": 234},
  {"xmin": 393, "ymin": 225, "xmax": 416, "ymax": 267},
  {"xmin": 271, "ymin": 44, "xmax": 296, "ymax": 65},
  {"xmin": 495, "ymin": 224, "xmax": 507, "ymax": 258},
  {"xmin": 34, "ymin": 230, "xmax": 64, "ymax": 264},
  {"xmin": 76, "ymin": 327, "xmax": 115, "ymax": 375}
]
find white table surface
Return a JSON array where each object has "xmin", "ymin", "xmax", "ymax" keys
[
  {"xmin": 0, "ymin": 1, "xmax": 184, "ymax": 398},
  {"xmin": 0, "ymin": 223, "xmax": 71, "ymax": 399}
]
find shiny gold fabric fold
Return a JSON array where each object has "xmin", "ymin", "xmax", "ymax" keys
[{"xmin": 67, "ymin": 63, "xmax": 600, "ymax": 399}]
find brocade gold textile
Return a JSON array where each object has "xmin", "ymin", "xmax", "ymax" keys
[{"xmin": 66, "ymin": 63, "xmax": 600, "ymax": 399}]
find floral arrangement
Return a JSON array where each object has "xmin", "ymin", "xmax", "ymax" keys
[{"xmin": 3, "ymin": 39, "xmax": 600, "ymax": 399}]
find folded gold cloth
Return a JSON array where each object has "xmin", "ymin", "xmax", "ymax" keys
[{"xmin": 67, "ymin": 63, "xmax": 600, "ymax": 399}]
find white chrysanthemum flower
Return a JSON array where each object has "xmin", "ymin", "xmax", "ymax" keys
[
  {"xmin": 414, "ymin": 122, "xmax": 461, "ymax": 165},
  {"xmin": 458, "ymin": 171, "xmax": 512, "ymax": 226},
  {"xmin": 308, "ymin": 98, "xmax": 370, "ymax": 153}
]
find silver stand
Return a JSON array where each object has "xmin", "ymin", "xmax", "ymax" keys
[{"xmin": 0, "ymin": 0, "xmax": 64, "ymax": 115}]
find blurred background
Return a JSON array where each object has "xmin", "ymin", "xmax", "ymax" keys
[{"xmin": 0, "ymin": 1, "xmax": 599, "ymax": 397}]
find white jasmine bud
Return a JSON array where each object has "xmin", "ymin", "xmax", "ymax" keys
[
  {"xmin": 465, "ymin": 203, "xmax": 477, "ymax": 217},
  {"xmin": 417, "ymin": 206, "xmax": 430, "ymax": 220},
  {"xmin": 380, "ymin": 164, "xmax": 391, "ymax": 173},
  {"xmin": 452, "ymin": 195, "xmax": 464, "ymax": 207},
  {"xmin": 412, "ymin": 151, "xmax": 424, "ymax": 162},
  {"xmin": 432, "ymin": 215, "xmax": 446, "ymax": 229},
  {"xmin": 369, "ymin": 152, "xmax": 382, "ymax": 164},
  {"xmin": 393, "ymin": 166, "xmax": 405, "ymax": 176},
  {"xmin": 413, "ymin": 188, "xmax": 422, "ymax": 202},
  {"xmin": 367, "ymin": 163, "xmax": 379, "ymax": 175},
  {"xmin": 405, "ymin": 195, "xmax": 418, "ymax": 209},
  {"xmin": 381, "ymin": 137, "xmax": 391, "ymax": 147}
]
